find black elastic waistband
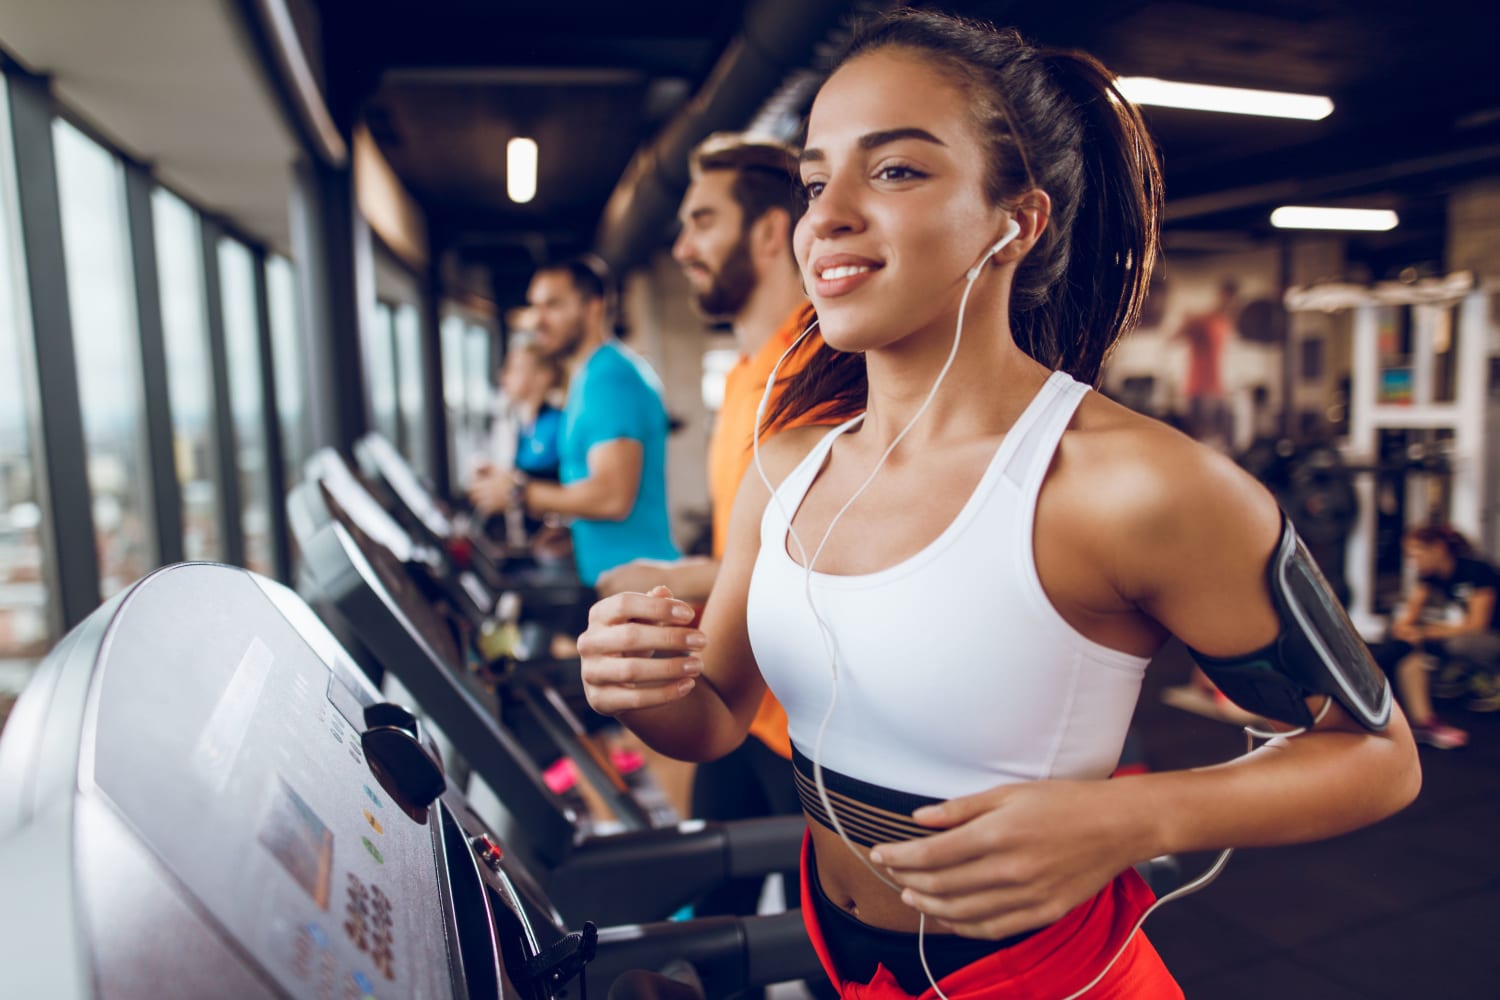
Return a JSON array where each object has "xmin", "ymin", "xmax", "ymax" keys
[
  {"xmin": 806, "ymin": 840, "xmax": 1040, "ymax": 993},
  {"xmin": 791, "ymin": 744, "xmax": 941, "ymax": 848}
]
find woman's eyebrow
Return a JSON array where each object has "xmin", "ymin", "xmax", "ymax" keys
[{"xmin": 800, "ymin": 127, "xmax": 947, "ymax": 164}]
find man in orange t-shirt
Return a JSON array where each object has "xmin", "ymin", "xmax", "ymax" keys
[{"xmin": 596, "ymin": 134, "xmax": 825, "ymax": 933}]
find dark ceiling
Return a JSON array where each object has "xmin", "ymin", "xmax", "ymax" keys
[{"xmin": 310, "ymin": 0, "xmax": 1500, "ymax": 306}]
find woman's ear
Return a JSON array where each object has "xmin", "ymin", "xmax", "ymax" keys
[{"xmin": 1001, "ymin": 189, "xmax": 1052, "ymax": 260}]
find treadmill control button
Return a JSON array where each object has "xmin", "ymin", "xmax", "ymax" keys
[
  {"xmin": 471, "ymin": 834, "xmax": 505, "ymax": 870},
  {"xmin": 363, "ymin": 810, "xmax": 383, "ymax": 835}
]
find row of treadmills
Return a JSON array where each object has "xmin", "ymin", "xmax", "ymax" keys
[{"xmin": 0, "ymin": 434, "xmax": 820, "ymax": 1000}]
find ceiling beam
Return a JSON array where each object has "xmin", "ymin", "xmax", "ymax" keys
[{"xmin": 1166, "ymin": 139, "xmax": 1500, "ymax": 223}]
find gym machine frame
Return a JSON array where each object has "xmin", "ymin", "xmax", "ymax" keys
[{"xmin": 1285, "ymin": 271, "xmax": 1498, "ymax": 635}]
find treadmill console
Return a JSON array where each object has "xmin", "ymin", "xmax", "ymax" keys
[{"xmin": 0, "ymin": 564, "xmax": 560, "ymax": 1000}]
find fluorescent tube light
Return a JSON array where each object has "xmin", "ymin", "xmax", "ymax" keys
[
  {"xmin": 1270, "ymin": 206, "xmax": 1399, "ymax": 231},
  {"xmin": 1116, "ymin": 77, "xmax": 1333, "ymax": 120},
  {"xmin": 507, "ymin": 137, "xmax": 537, "ymax": 204}
]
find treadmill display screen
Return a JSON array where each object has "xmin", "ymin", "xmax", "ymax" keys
[{"xmin": 258, "ymin": 777, "xmax": 334, "ymax": 910}]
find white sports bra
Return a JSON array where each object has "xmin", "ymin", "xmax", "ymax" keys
[{"xmin": 746, "ymin": 371, "xmax": 1151, "ymax": 844}]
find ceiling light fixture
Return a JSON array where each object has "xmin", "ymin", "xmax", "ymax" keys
[
  {"xmin": 1270, "ymin": 206, "xmax": 1399, "ymax": 231},
  {"xmin": 507, "ymin": 137, "xmax": 537, "ymax": 204},
  {"xmin": 1116, "ymin": 77, "xmax": 1334, "ymax": 120}
]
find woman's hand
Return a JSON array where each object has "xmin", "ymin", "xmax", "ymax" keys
[
  {"xmin": 596, "ymin": 560, "xmax": 680, "ymax": 598},
  {"xmin": 869, "ymin": 779, "xmax": 1152, "ymax": 940},
  {"xmin": 1390, "ymin": 620, "xmax": 1424, "ymax": 643},
  {"xmin": 577, "ymin": 585, "xmax": 707, "ymax": 716}
]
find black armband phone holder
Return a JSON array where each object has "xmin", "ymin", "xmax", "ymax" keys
[{"xmin": 1186, "ymin": 511, "xmax": 1392, "ymax": 731}]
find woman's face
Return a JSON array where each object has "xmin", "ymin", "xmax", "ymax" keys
[
  {"xmin": 794, "ymin": 47, "xmax": 1010, "ymax": 353},
  {"xmin": 500, "ymin": 350, "xmax": 552, "ymax": 404},
  {"xmin": 1404, "ymin": 538, "xmax": 1445, "ymax": 576}
]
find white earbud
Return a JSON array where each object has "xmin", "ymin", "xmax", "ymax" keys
[{"xmin": 965, "ymin": 216, "xmax": 1023, "ymax": 281}]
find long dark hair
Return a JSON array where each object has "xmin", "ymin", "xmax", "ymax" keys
[
  {"xmin": 1406, "ymin": 524, "xmax": 1473, "ymax": 559},
  {"xmin": 766, "ymin": 8, "xmax": 1164, "ymax": 431}
]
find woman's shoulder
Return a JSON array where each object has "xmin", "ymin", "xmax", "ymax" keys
[
  {"xmin": 1060, "ymin": 391, "xmax": 1280, "ymax": 547},
  {"xmin": 721, "ymin": 421, "xmax": 849, "ymax": 560},
  {"xmin": 752, "ymin": 421, "xmax": 846, "ymax": 487},
  {"xmin": 1457, "ymin": 554, "xmax": 1500, "ymax": 584}
]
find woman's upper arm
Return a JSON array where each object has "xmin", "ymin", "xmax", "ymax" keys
[
  {"xmin": 1465, "ymin": 587, "xmax": 1496, "ymax": 631},
  {"xmin": 1119, "ymin": 442, "xmax": 1402, "ymax": 739},
  {"xmin": 1121, "ymin": 440, "xmax": 1286, "ymax": 658}
]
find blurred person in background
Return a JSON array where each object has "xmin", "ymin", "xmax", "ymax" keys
[
  {"xmin": 1174, "ymin": 278, "xmax": 1238, "ymax": 449},
  {"xmin": 490, "ymin": 331, "xmax": 565, "ymax": 484},
  {"xmin": 469, "ymin": 256, "xmax": 678, "ymax": 586},
  {"xmin": 472, "ymin": 332, "xmax": 566, "ymax": 544},
  {"xmin": 1372, "ymin": 524, "xmax": 1500, "ymax": 749}
]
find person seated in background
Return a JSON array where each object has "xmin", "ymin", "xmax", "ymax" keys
[{"xmin": 1372, "ymin": 523, "xmax": 1500, "ymax": 749}]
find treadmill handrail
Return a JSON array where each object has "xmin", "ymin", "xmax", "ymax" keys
[{"xmin": 357, "ymin": 432, "xmax": 455, "ymax": 543}]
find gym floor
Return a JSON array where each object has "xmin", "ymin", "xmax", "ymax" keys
[{"xmin": 1141, "ymin": 641, "xmax": 1500, "ymax": 998}]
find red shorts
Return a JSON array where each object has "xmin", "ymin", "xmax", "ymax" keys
[{"xmin": 799, "ymin": 833, "xmax": 1184, "ymax": 999}]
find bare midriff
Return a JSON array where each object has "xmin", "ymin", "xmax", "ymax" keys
[{"xmin": 806, "ymin": 816, "xmax": 934, "ymax": 931}]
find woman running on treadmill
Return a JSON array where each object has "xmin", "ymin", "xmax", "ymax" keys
[{"xmin": 577, "ymin": 9, "xmax": 1420, "ymax": 996}]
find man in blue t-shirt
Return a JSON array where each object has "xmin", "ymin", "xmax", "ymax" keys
[{"xmin": 469, "ymin": 256, "xmax": 678, "ymax": 585}]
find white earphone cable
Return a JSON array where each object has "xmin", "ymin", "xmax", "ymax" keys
[{"xmin": 750, "ymin": 239, "xmax": 999, "ymax": 996}]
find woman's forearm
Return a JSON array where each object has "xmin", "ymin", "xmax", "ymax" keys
[
  {"xmin": 615, "ymin": 678, "xmax": 749, "ymax": 763},
  {"xmin": 1124, "ymin": 713, "xmax": 1420, "ymax": 860},
  {"xmin": 1422, "ymin": 619, "xmax": 1486, "ymax": 640}
]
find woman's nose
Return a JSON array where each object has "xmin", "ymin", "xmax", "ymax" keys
[{"xmin": 803, "ymin": 173, "xmax": 864, "ymax": 240}]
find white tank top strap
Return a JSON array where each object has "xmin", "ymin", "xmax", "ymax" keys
[
  {"xmin": 1001, "ymin": 371, "xmax": 1090, "ymax": 492},
  {"xmin": 759, "ymin": 413, "xmax": 863, "ymax": 542}
]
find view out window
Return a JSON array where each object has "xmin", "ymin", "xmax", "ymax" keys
[
  {"xmin": 0, "ymin": 75, "xmax": 55, "ymax": 674},
  {"xmin": 393, "ymin": 302, "xmax": 427, "ymax": 477},
  {"xmin": 217, "ymin": 238, "xmax": 273, "ymax": 576},
  {"xmin": 465, "ymin": 323, "xmax": 494, "ymax": 422},
  {"xmin": 53, "ymin": 119, "xmax": 155, "ymax": 598},
  {"xmin": 152, "ymin": 188, "xmax": 223, "ymax": 561},
  {"xmin": 440, "ymin": 315, "xmax": 494, "ymax": 494},
  {"xmin": 441, "ymin": 313, "xmax": 472, "ymax": 491},
  {"xmin": 367, "ymin": 301, "xmax": 401, "ymax": 447},
  {"xmin": 464, "ymin": 322, "xmax": 495, "ymax": 477},
  {"xmin": 266, "ymin": 254, "xmax": 308, "ymax": 487}
]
